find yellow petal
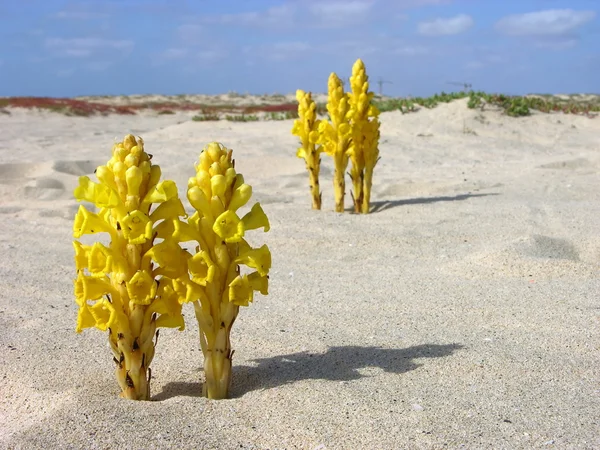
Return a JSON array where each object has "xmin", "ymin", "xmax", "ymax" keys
[
  {"xmin": 172, "ymin": 277, "xmax": 203, "ymax": 304},
  {"xmin": 95, "ymin": 165, "xmax": 118, "ymax": 192},
  {"xmin": 76, "ymin": 303, "xmax": 97, "ymax": 333},
  {"xmin": 188, "ymin": 186, "xmax": 213, "ymax": 219},
  {"xmin": 142, "ymin": 180, "xmax": 177, "ymax": 204},
  {"xmin": 228, "ymin": 183, "xmax": 252, "ymax": 212},
  {"xmin": 73, "ymin": 205, "xmax": 114, "ymax": 238},
  {"xmin": 228, "ymin": 275, "xmax": 253, "ymax": 307},
  {"xmin": 120, "ymin": 210, "xmax": 153, "ymax": 244},
  {"xmin": 150, "ymin": 197, "xmax": 186, "ymax": 223},
  {"xmin": 74, "ymin": 176, "xmax": 120, "ymax": 208},
  {"xmin": 151, "ymin": 281, "xmax": 185, "ymax": 330},
  {"xmin": 73, "ymin": 241, "xmax": 89, "ymax": 271},
  {"xmin": 88, "ymin": 242, "xmax": 113, "ymax": 276},
  {"xmin": 89, "ymin": 299, "xmax": 116, "ymax": 331},
  {"xmin": 145, "ymin": 241, "xmax": 188, "ymax": 278},
  {"xmin": 248, "ymin": 271, "xmax": 269, "ymax": 295},
  {"xmin": 213, "ymin": 210, "xmax": 245, "ymax": 243},
  {"xmin": 125, "ymin": 166, "xmax": 143, "ymax": 196},
  {"xmin": 189, "ymin": 251, "xmax": 216, "ymax": 286},
  {"xmin": 241, "ymin": 203, "xmax": 270, "ymax": 232},
  {"xmin": 210, "ymin": 174, "xmax": 227, "ymax": 200},
  {"xmin": 74, "ymin": 272, "xmax": 114, "ymax": 304},
  {"xmin": 156, "ymin": 314, "xmax": 185, "ymax": 330},
  {"xmin": 126, "ymin": 270, "xmax": 157, "ymax": 305},
  {"xmin": 236, "ymin": 244, "xmax": 271, "ymax": 277}
]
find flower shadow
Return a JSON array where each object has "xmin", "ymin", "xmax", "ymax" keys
[
  {"xmin": 154, "ymin": 343, "xmax": 462, "ymax": 401},
  {"xmin": 231, "ymin": 344, "xmax": 462, "ymax": 397},
  {"xmin": 369, "ymin": 193, "xmax": 498, "ymax": 213}
]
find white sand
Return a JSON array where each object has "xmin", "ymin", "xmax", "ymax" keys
[{"xmin": 0, "ymin": 97, "xmax": 599, "ymax": 449}]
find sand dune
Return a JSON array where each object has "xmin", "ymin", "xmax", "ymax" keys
[{"xmin": 0, "ymin": 96, "xmax": 599, "ymax": 449}]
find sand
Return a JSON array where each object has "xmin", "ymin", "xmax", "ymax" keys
[{"xmin": 0, "ymin": 97, "xmax": 599, "ymax": 449}]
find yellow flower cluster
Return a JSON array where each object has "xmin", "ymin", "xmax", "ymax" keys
[
  {"xmin": 291, "ymin": 89, "xmax": 322, "ymax": 210},
  {"xmin": 347, "ymin": 59, "xmax": 380, "ymax": 214},
  {"xmin": 73, "ymin": 134, "xmax": 185, "ymax": 400},
  {"xmin": 166, "ymin": 143, "xmax": 271, "ymax": 399},
  {"xmin": 318, "ymin": 73, "xmax": 351, "ymax": 212},
  {"xmin": 73, "ymin": 136, "xmax": 270, "ymax": 400},
  {"xmin": 293, "ymin": 58, "xmax": 380, "ymax": 213}
]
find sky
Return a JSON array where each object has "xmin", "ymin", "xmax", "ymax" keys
[{"xmin": 0, "ymin": 0, "xmax": 598, "ymax": 97}]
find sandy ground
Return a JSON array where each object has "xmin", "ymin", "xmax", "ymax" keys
[{"xmin": 0, "ymin": 97, "xmax": 599, "ymax": 449}]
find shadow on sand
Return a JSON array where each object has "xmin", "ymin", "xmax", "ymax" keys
[
  {"xmin": 369, "ymin": 192, "xmax": 499, "ymax": 213},
  {"xmin": 154, "ymin": 343, "xmax": 463, "ymax": 400}
]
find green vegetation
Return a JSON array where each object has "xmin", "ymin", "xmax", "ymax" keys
[
  {"xmin": 225, "ymin": 113, "xmax": 260, "ymax": 122},
  {"xmin": 373, "ymin": 91, "xmax": 600, "ymax": 117},
  {"xmin": 266, "ymin": 111, "xmax": 298, "ymax": 120},
  {"xmin": 192, "ymin": 110, "xmax": 220, "ymax": 121},
  {"xmin": 1, "ymin": 92, "xmax": 597, "ymax": 120}
]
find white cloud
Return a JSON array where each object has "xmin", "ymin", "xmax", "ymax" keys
[
  {"xmin": 52, "ymin": 11, "xmax": 109, "ymax": 20},
  {"xmin": 534, "ymin": 37, "xmax": 578, "ymax": 50},
  {"xmin": 196, "ymin": 49, "xmax": 226, "ymax": 60},
  {"xmin": 465, "ymin": 61, "xmax": 485, "ymax": 70},
  {"xmin": 56, "ymin": 68, "xmax": 75, "ymax": 77},
  {"xmin": 465, "ymin": 55, "xmax": 506, "ymax": 70},
  {"xmin": 307, "ymin": 0, "xmax": 374, "ymax": 28},
  {"xmin": 309, "ymin": 1, "xmax": 372, "ymax": 18},
  {"xmin": 161, "ymin": 48, "xmax": 188, "ymax": 59},
  {"xmin": 44, "ymin": 37, "xmax": 134, "ymax": 58},
  {"xmin": 495, "ymin": 9, "xmax": 595, "ymax": 36},
  {"xmin": 200, "ymin": 4, "xmax": 295, "ymax": 27},
  {"xmin": 177, "ymin": 24, "xmax": 204, "ymax": 42},
  {"xmin": 394, "ymin": 44, "xmax": 429, "ymax": 56},
  {"xmin": 86, "ymin": 61, "xmax": 113, "ymax": 71},
  {"xmin": 248, "ymin": 41, "xmax": 311, "ymax": 61},
  {"xmin": 418, "ymin": 14, "xmax": 474, "ymax": 36}
]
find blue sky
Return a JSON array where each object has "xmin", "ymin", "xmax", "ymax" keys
[{"xmin": 0, "ymin": 0, "xmax": 598, "ymax": 97}]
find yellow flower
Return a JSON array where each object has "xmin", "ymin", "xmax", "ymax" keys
[
  {"xmin": 188, "ymin": 251, "xmax": 216, "ymax": 286},
  {"xmin": 150, "ymin": 197, "xmax": 186, "ymax": 224},
  {"xmin": 121, "ymin": 210, "xmax": 153, "ymax": 244},
  {"xmin": 213, "ymin": 210, "xmax": 245, "ymax": 243},
  {"xmin": 241, "ymin": 203, "xmax": 270, "ymax": 232},
  {"xmin": 144, "ymin": 241, "xmax": 188, "ymax": 279},
  {"xmin": 151, "ymin": 281, "xmax": 185, "ymax": 330},
  {"xmin": 76, "ymin": 303, "xmax": 96, "ymax": 333},
  {"xmin": 292, "ymin": 90, "xmax": 323, "ymax": 210},
  {"xmin": 142, "ymin": 180, "xmax": 178, "ymax": 206},
  {"xmin": 126, "ymin": 270, "xmax": 157, "ymax": 305},
  {"xmin": 73, "ymin": 241, "xmax": 89, "ymax": 271},
  {"xmin": 248, "ymin": 272, "xmax": 269, "ymax": 295},
  {"xmin": 74, "ymin": 176, "xmax": 120, "ymax": 208},
  {"xmin": 125, "ymin": 166, "xmax": 143, "ymax": 196},
  {"xmin": 236, "ymin": 244, "xmax": 271, "ymax": 277},
  {"xmin": 73, "ymin": 205, "xmax": 114, "ymax": 239},
  {"xmin": 228, "ymin": 183, "xmax": 252, "ymax": 212},
  {"xmin": 210, "ymin": 174, "xmax": 227, "ymax": 202},
  {"xmin": 88, "ymin": 242, "xmax": 113, "ymax": 276},
  {"xmin": 188, "ymin": 186, "xmax": 213, "ymax": 219},
  {"xmin": 74, "ymin": 272, "xmax": 114, "ymax": 304},
  {"xmin": 228, "ymin": 275, "xmax": 254, "ymax": 307},
  {"xmin": 89, "ymin": 299, "xmax": 117, "ymax": 331}
]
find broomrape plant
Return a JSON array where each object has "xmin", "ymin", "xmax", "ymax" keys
[
  {"xmin": 73, "ymin": 134, "xmax": 186, "ymax": 400},
  {"xmin": 318, "ymin": 73, "xmax": 352, "ymax": 213},
  {"xmin": 166, "ymin": 143, "xmax": 271, "ymax": 399},
  {"xmin": 347, "ymin": 59, "xmax": 381, "ymax": 214},
  {"xmin": 294, "ymin": 59, "xmax": 381, "ymax": 213},
  {"xmin": 73, "ymin": 136, "xmax": 270, "ymax": 400},
  {"xmin": 292, "ymin": 89, "xmax": 323, "ymax": 210}
]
